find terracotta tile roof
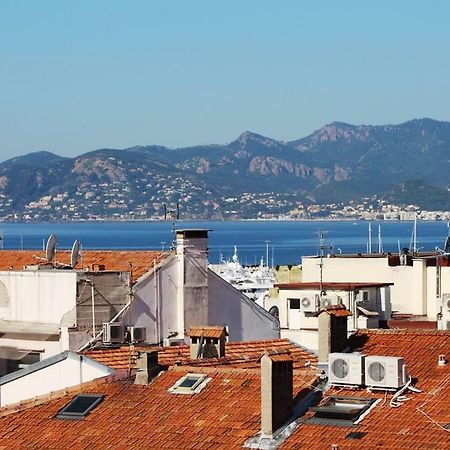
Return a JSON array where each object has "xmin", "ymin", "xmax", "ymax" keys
[
  {"xmin": 0, "ymin": 365, "xmax": 317, "ymax": 450},
  {"xmin": 83, "ymin": 338, "xmax": 318, "ymax": 372},
  {"xmin": 314, "ymin": 305, "xmax": 352, "ymax": 317},
  {"xmin": 0, "ymin": 249, "xmax": 170, "ymax": 283},
  {"xmin": 281, "ymin": 329, "xmax": 450, "ymax": 450},
  {"xmin": 189, "ymin": 326, "xmax": 228, "ymax": 338},
  {"xmin": 2, "ymin": 330, "xmax": 450, "ymax": 449}
]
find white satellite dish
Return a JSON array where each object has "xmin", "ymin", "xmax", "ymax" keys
[
  {"xmin": 46, "ymin": 234, "xmax": 57, "ymax": 262},
  {"xmin": 70, "ymin": 240, "xmax": 81, "ymax": 268}
]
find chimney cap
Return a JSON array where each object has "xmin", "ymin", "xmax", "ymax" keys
[
  {"xmin": 189, "ymin": 326, "xmax": 228, "ymax": 339},
  {"xmin": 314, "ymin": 305, "xmax": 352, "ymax": 318},
  {"xmin": 176, "ymin": 229, "xmax": 210, "ymax": 239},
  {"xmin": 259, "ymin": 350, "xmax": 293, "ymax": 363}
]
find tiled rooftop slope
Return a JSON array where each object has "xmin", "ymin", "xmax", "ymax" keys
[{"xmin": 0, "ymin": 330, "xmax": 449, "ymax": 449}]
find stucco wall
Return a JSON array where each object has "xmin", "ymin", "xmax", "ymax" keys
[
  {"xmin": 0, "ymin": 271, "xmax": 77, "ymax": 324},
  {"xmin": 131, "ymin": 256, "xmax": 180, "ymax": 344}
]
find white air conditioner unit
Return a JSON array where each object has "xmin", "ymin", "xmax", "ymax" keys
[
  {"xmin": 328, "ymin": 352, "xmax": 364, "ymax": 386},
  {"xmin": 364, "ymin": 356, "xmax": 407, "ymax": 389},
  {"xmin": 320, "ymin": 297, "xmax": 333, "ymax": 309},
  {"xmin": 163, "ymin": 338, "xmax": 185, "ymax": 347},
  {"xmin": 102, "ymin": 322, "xmax": 123, "ymax": 344},
  {"xmin": 127, "ymin": 326, "xmax": 146, "ymax": 343},
  {"xmin": 301, "ymin": 296, "xmax": 316, "ymax": 312}
]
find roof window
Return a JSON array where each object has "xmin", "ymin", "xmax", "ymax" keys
[
  {"xmin": 307, "ymin": 396, "xmax": 376, "ymax": 426},
  {"xmin": 56, "ymin": 394, "xmax": 104, "ymax": 420},
  {"xmin": 169, "ymin": 373, "xmax": 210, "ymax": 394}
]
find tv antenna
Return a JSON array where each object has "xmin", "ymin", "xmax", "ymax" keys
[
  {"xmin": 45, "ymin": 234, "xmax": 57, "ymax": 262},
  {"xmin": 163, "ymin": 203, "xmax": 180, "ymax": 249},
  {"xmin": 70, "ymin": 240, "xmax": 81, "ymax": 268}
]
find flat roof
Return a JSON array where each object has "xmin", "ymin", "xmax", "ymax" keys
[{"xmin": 275, "ymin": 282, "xmax": 393, "ymax": 290}]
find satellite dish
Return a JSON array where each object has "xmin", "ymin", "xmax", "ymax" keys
[
  {"xmin": 46, "ymin": 234, "xmax": 57, "ymax": 262},
  {"xmin": 70, "ymin": 240, "xmax": 81, "ymax": 268}
]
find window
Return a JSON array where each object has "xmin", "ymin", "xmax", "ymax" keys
[
  {"xmin": 169, "ymin": 373, "xmax": 210, "ymax": 394},
  {"xmin": 56, "ymin": 394, "xmax": 104, "ymax": 420},
  {"xmin": 362, "ymin": 291, "xmax": 369, "ymax": 302},
  {"xmin": 269, "ymin": 306, "xmax": 279, "ymax": 318},
  {"xmin": 307, "ymin": 396, "xmax": 376, "ymax": 426},
  {"xmin": 289, "ymin": 298, "xmax": 300, "ymax": 309}
]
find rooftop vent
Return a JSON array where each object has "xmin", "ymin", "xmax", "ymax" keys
[
  {"xmin": 438, "ymin": 354, "xmax": 447, "ymax": 366},
  {"xmin": 189, "ymin": 326, "xmax": 228, "ymax": 359}
]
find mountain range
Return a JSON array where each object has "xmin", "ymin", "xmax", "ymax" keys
[{"xmin": 0, "ymin": 118, "xmax": 449, "ymax": 220}]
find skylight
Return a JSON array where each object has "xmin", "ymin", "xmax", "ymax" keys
[
  {"xmin": 56, "ymin": 394, "xmax": 104, "ymax": 420},
  {"xmin": 169, "ymin": 373, "xmax": 210, "ymax": 394},
  {"xmin": 307, "ymin": 396, "xmax": 376, "ymax": 426}
]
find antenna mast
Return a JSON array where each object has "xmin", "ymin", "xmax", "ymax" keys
[
  {"xmin": 409, "ymin": 216, "xmax": 418, "ymax": 254},
  {"xmin": 378, "ymin": 224, "xmax": 383, "ymax": 253}
]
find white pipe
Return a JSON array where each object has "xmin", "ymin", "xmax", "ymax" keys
[
  {"xmin": 91, "ymin": 282, "xmax": 96, "ymax": 338},
  {"xmin": 77, "ymin": 299, "xmax": 132, "ymax": 352}
]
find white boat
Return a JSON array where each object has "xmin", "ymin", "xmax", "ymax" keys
[{"xmin": 209, "ymin": 246, "xmax": 275, "ymax": 306}]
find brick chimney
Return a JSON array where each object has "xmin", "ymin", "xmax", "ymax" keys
[
  {"xmin": 134, "ymin": 350, "xmax": 161, "ymax": 385},
  {"xmin": 260, "ymin": 352, "xmax": 293, "ymax": 436},
  {"xmin": 316, "ymin": 306, "xmax": 352, "ymax": 363},
  {"xmin": 189, "ymin": 326, "xmax": 228, "ymax": 359}
]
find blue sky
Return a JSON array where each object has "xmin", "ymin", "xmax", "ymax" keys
[{"xmin": 1, "ymin": 0, "xmax": 449, "ymax": 159}]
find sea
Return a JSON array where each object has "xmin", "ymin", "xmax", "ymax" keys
[{"xmin": 0, "ymin": 220, "xmax": 448, "ymax": 265}]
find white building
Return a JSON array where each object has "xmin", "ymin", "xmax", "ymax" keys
[
  {"xmin": 301, "ymin": 252, "xmax": 450, "ymax": 327},
  {"xmin": 0, "ymin": 351, "xmax": 113, "ymax": 407},
  {"xmin": 0, "ymin": 229, "xmax": 279, "ymax": 376},
  {"xmin": 265, "ymin": 281, "xmax": 390, "ymax": 350}
]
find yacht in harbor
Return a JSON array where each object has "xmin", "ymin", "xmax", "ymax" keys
[{"xmin": 209, "ymin": 246, "xmax": 276, "ymax": 305}]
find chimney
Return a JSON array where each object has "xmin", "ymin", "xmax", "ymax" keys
[
  {"xmin": 316, "ymin": 306, "xmax": 352, "ymax": 364},
  {"xmin": 260, "ymin": 352, "xmax": 293, "ymax": 436},
  {"xmin": 189, "ymin": 326, "xmax": 228, "ymax": 359},
  {"xmin": 176, "ymin": 229, "xmax": 209, "ymax": 332},
  {"xmin": 134, "ymin": 350, "xmax": 161, "ymax": 385}
]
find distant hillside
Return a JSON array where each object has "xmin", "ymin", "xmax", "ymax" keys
[{"xmin": 0, "ymin": 118, "xmax": 449, "ymax": 220}]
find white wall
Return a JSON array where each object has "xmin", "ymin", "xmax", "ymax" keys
[
  {"xmin": 302, "ymin": 256, "xmax": 426, "ymax": 316},
  {"xmin": 207, "ymin": 270, "xmax": 280, "ymax": 341},
  {"xmin": 0, "ymin": 271, "xmax": 77, "ymax": 324},
  {"xmin": 0, "ymin": 353, "xmax": 112, "ymax": 407},
  {"xmin": 131, "ymin": 256, "xmax": 180, "ymax": 344}
]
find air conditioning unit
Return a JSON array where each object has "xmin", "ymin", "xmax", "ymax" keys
[
  {"xmin": 328, "ymin": 352, "xmax": 364, "ymax": 386},
  {"xmin": 163, "ymin": 338, "xmax": 185, "ymax": 347},
  {"xmin": 301, "ymin": 296, "xmax": 316, "ymax": 312},
  {"xmin": 320, "ymin": 297, "xmax": 333, "ymax": 309},
  {"xmin": 102, "ymin": 322, "xmax": 123, "ymax": 344},
  {"xmin": 364, "ymin": 356, "xmax": 407, "ymax": 389},
  {"xmin": 127, "ymin": 326, "xmax": 146, "ymax": 343}
]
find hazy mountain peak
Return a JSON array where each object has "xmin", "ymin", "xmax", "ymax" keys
[
  {"xmin": 230, "ymin": 131, "xmax": 283, "ymax": 150},
  {"xmin": 4, "ymin": 151, "xmax": 66, "ymax": 167}
]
